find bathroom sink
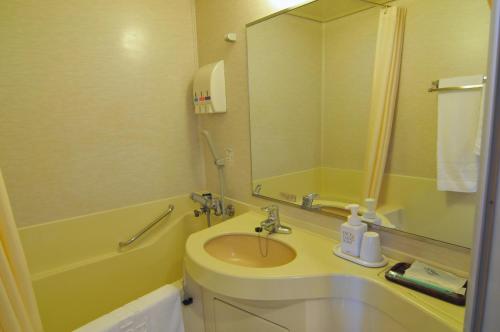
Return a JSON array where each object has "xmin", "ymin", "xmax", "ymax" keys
[
  {"xmin": 204, "ymin": 234, "xmax": 296, "ymax": 268},
  {"xmin": 187, "ymin": 213, "xmax": 464, "ymax": 332}
]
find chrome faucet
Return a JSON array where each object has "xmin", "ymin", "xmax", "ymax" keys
[
  {"xmin": 191, "ymin": 192, "xmax": 222, "ymax": 216},
  {"xmin": 191, "ymin": 192, "xmax": 235, "ymax": 221},
  {"xmin": 260, "ymin": 205, "xmax": 291, "ymax": 234},
  {"xmin": 301, "ymin": 193, "xmax": 322, "ymax": 210},
  {"xmin": 253, "ymin": 184, "xmax": 262, "ymax": 194}
]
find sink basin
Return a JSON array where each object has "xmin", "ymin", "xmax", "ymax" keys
[{"xmin": 204, "ymin": 234, "xmax": 296, "ymax": 268}]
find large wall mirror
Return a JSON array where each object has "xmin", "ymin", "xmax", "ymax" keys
[{"xmin": 247, "ymin": 0, "xmax": 490, "ymax": 247}]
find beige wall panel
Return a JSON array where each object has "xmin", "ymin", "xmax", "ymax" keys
[
  {"xmin": 248, "ymin": 14, "xmax": 322, "ymax": 179},
  {"xmin": 0, "ymin": 0, "xmax": 204, "ymax": 226},
  {"xmin": 322, "ymin": 8, "xmax": 378, "ymax": 170}
]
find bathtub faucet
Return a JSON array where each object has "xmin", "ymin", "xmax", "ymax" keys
[
  {"xmin": 191, "ymin": 192, "xmax": 235, "ymax": 221},
  {"xmin": 191, "ymin": 192, "xmax": 222, "ymax": 217},
  {"xmin": 301, "ymin": 193, "xmax": 322, "ymax": 211}
]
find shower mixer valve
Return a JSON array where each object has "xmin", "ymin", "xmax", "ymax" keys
[{"xmin": 191, "ymin": 192, "xmax": 223, "ymax": 217}]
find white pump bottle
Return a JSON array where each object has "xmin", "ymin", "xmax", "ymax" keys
[{"xmin": 341, "ymin": 204, "xmax": 367, "ymax": 257}]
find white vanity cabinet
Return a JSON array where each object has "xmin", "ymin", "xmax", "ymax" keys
[
  {"xmin": 213, "ymin": 299, "xmax": 289, "ymax": 332},
  {"xmin": 184, "ymin": 213, "xmax": 464, "ymax": 332},
  {"xmin": 200, "ymin": 288, "xmax": 304, "ymax": 332},
  {"xmin": 199, "ymin": 289, "xmax": 408, "ymax": 332},
  {"xmin": 183, "ymin": 276, "xmax": 449, "ymax": 332}
]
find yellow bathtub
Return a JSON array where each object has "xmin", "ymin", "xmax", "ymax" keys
[{"xmin": 19, "ymin": 194, "xmax": 239, "ymax": 332}]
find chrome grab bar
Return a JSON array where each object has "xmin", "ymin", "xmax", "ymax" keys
[{"xmin": 118, "ymin": 204, "xmax": 175, "ymax": 248}]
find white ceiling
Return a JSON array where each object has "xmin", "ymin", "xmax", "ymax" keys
[{"xmin": 289, "ymin": 0, "xmax": 393, "ymax": 22}]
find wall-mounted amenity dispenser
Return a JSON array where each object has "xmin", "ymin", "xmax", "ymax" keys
[{"xmin": 193, "ymin": 60, "xmax": 227, "ymax": 114}]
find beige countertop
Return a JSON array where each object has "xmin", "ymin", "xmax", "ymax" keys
[{"xmin": 185, "ymin": 211, "xmax": 465, "ymax": 332}]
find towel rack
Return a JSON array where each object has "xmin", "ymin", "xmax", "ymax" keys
[
  {"xmin": 428, "ymin": 76, "xmax": 487, "ymax": 92},
  {"xmin": 118, "ymin": 204, "xmax": 175, "ymax": 248}
]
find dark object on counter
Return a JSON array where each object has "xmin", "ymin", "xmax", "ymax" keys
[{"xmin": 385, "ymin": 262, "xmax": 466, "ymax": 306}]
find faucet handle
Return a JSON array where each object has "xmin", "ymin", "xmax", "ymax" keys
[
  {"xmin": 303, "ymin": 193, "xmax": 319, "ymax": 200},
  {"xmin": 261, "ymin": 205, "xmax": 279, "ymax": 219},
  {"xmin": 261, "ymin": 205, "xmax": 278, "ymax": 212},
  {"xmin": 302, "ymin": 193, "xmax": 319, "ymax": 209}
]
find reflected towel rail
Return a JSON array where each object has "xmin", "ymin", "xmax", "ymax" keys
[
  {"xmin": 428, "ymin": 76, "xmax": 487, "ymax": 92},
  {"xmin": 119, "ymin": 204, "xmax": 175, "ymax": 248}
]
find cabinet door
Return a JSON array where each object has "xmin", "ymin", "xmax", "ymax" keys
[{"xmin": 214, "ymin": 299, "xmax": 289, "ymax": 332}]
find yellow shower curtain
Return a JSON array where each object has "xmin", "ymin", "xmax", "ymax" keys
[
  {"xmin": 0, "ymin": 170, "xmax": 44, "ymax": 332},
  {"xmin": 364, "ymin": 7, "xmax": 406, "ymax": 203}
]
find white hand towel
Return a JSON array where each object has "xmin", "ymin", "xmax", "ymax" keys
[
  {"xmin": 474, "ymin": 85, "xmax": 486, "ymax": 156},
  {"xmin": 437, "ymin": 75, "xmax": 484, "ymax": 192},
  {"xmin": 74, "ymin": 284, "xmax": 185, "ymax": 332}
]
